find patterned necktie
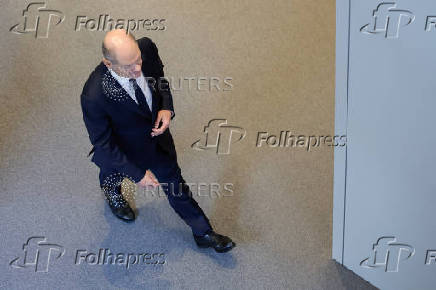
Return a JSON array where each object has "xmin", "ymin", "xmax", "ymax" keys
[{"xmin": 129, "ymin": 78, "xmax": 151, "ymax": 113}]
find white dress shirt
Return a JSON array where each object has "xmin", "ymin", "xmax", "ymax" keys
[{"xmin": 109, "ymin": 68, "xmax": 153, "ymax": 112}]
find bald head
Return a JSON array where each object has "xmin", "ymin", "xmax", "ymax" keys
[
  {"xmin": 102, "ymin": 29, "xmax": 137, "ymax": 64},
  {"xmin": 102, "ymin": 29, "xmax": 142, "ymax": 78}
]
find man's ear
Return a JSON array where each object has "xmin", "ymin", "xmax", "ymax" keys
[{"xmin": 102, "ymin": 58, "xmax": 112, "ymax": 68}]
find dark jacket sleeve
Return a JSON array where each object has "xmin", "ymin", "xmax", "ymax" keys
[
  {"xmin": 149, "ymin": 40, "xmax": 175, "ymax": 120},
  {"xmin": 80, "ymin": 93, "xmax": 146, "ymax": 183}
]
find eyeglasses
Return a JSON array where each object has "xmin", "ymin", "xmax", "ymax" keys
[{"xmin": 113, "ymin": 57, "xmax": 142, "ymax": 71}]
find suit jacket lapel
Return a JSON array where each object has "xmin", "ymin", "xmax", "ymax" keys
[{"xmin": 101, "ymin": 65, "xmax": 152, "ymax": 121}]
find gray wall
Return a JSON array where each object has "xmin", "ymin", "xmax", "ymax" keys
[{"xmin": 334, "ymin": 1, "xmax": 436, "ymax": 289}]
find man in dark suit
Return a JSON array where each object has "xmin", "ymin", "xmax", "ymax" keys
[{"xmin": 80, "ymin": 29, "xmax": 235, "ymax": 253}]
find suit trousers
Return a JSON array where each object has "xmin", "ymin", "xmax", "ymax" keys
[{"xmin": 98, "ymin": 141, "xmax": 213, "ymax": 236}]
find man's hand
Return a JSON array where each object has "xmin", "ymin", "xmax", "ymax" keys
[
  {"xmin": 151, "ymin": 110, "xmax": 172, "ymax": 137},
  {"xmin": 137, "ymin": 170, "xmax": 159, "ymax": 188}
]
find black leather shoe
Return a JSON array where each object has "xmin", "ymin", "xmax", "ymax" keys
[
  {"xmin": 102, "ymin": 185, "xmax": 136, "ymax": 222},
  {"xmin": 193, "ymin": 230, "xmax": 236, "ymax": 253}
]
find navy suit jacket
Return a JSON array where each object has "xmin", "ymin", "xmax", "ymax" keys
[{"xmin": 80, "ymin": 37, "xmax": 177, "ymax": 183}]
